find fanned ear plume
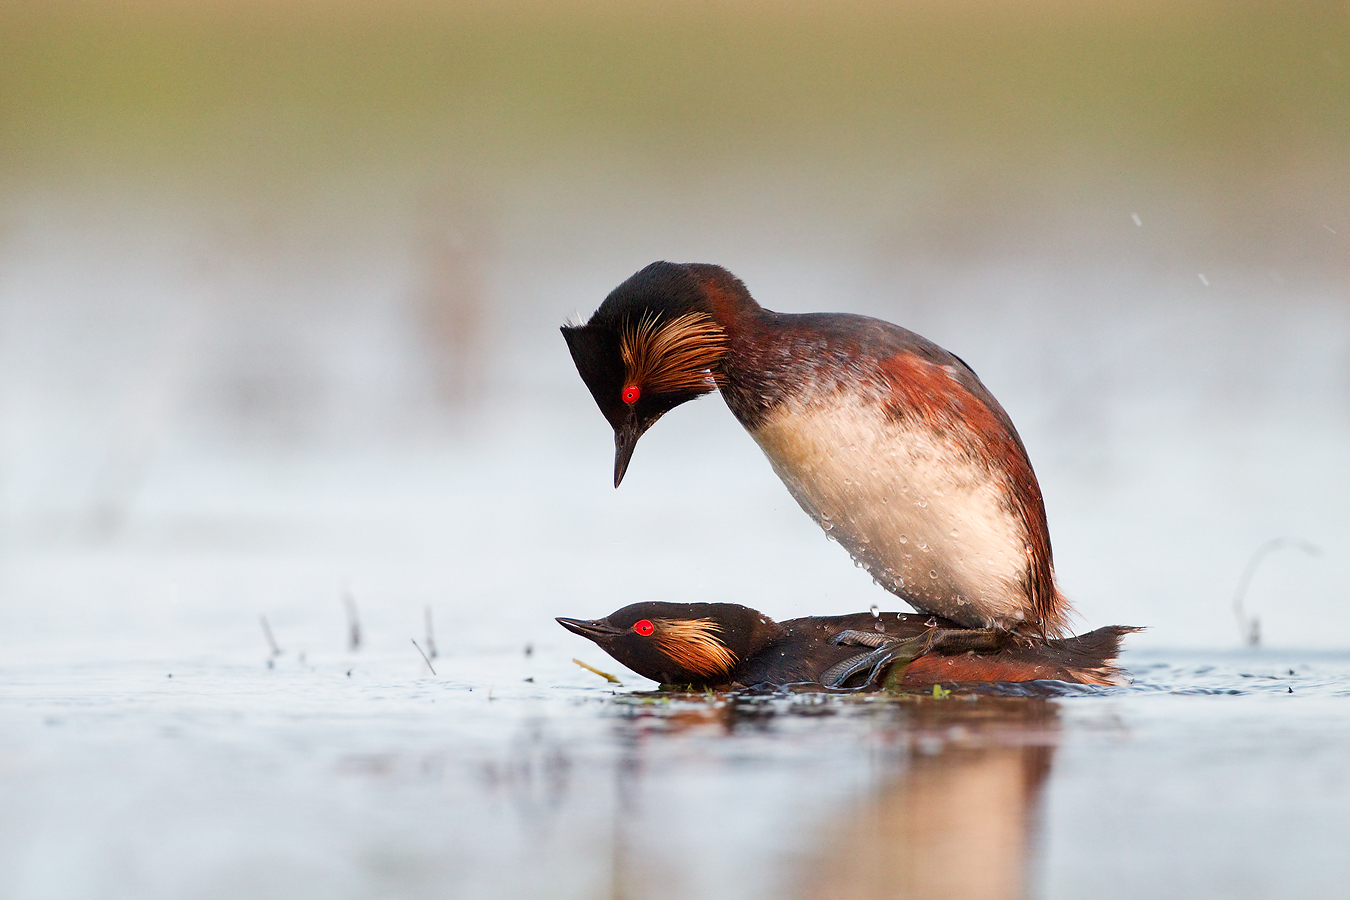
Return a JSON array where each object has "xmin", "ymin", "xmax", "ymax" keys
[
  {"xmin": 619, "ymin": 313, "xmax": 728, "ymax": 395},
  {"xmin": 652, "ymin": 617, "xmax": 738, "ymax": 677}
]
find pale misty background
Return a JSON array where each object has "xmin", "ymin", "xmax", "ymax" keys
[{"xmin": 1, "ymin": 4, "xmax": 1349, "ymax": 899}]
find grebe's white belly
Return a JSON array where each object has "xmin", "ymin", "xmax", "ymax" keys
[{"xmin": 749, "ymin": 394, "xmax": 1030, "ymax": 630}]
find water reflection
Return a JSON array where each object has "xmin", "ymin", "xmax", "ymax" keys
[
  {"xmin": 480, "ymin": 718, "xmax": 574, "ymax": 828},
  {"xmin": 799, "ymin": 698, "xmax": 1058, "ymax": 900},
  {"xmin": 589, "ymin": 693, "xmax": 1059, "ymax": 900}
]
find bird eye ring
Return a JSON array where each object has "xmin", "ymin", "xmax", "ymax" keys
[
  {"xmin": 633, "ymin": 619, "xmax": 654, "ymax": 636},
  {"xmin": 622, "ymin": 385, "xmax": 640, "ymax": 405}
]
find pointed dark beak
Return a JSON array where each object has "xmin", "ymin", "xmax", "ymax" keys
[
  {"xmin": 613, "ymin": 418, "xmax": 643, "ymax": 488},
  {"xmin": 557, "ymin": 617, "xmax": 625, "ymax": 642}
]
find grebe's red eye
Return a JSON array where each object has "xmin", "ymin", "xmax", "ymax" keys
[
  {"xmin": 633, "ymin": 619, "xmax": 655, "ymax": 636},
  {"xmin": 621, "ymin": 385, "xmax": 640, "ymax": 405}
]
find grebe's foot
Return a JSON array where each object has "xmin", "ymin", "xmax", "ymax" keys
[
  {"xmin": 828, "ymin": 629, "xmax": 893, "ymax": 649},
  {"xmin": 821, "ymin": 632, "xmax": 933, "ymax": 688},
  {"xmin": 822, "ymin": 626, "xmax": 1013, "ymax": 689},
  {"xmin": 830, "ymin": 626, "xmax": 1008, "ymax": 654},
  {"xmin": 925, "ymin": 627, "xmax": 1009, "ymax": 654}
]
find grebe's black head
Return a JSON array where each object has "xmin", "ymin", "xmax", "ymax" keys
[
  {"xmin": 556, "ymin": 601, "xmax": 777, "ymax": 686},
  {"xmin": 561, "ymin": 262, "xmax": 727, "ymax": 487}
]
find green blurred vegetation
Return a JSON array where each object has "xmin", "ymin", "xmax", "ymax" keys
[{"xmin": 1, "ymin": 0, "xmax": 1347, "ymax": 185}]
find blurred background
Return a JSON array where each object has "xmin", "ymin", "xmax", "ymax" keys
[
  {"xmin": 4, "ymin": 3, "xmax": 1350, "ymax": 899},
  {"xmin": 1, "ymin": 0, "xmax": 1348, "ymax": 654}
]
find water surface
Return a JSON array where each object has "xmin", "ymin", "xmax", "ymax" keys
[{"xmin": 4, "ymin": 646, "xmax": 1349, "ymax": 900}]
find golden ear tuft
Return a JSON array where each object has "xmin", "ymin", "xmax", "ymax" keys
[
  {"xmin": 651, "ymin": 617, "xmax": 738, "ymax": 677},
  {"xmin": 619, "ymin": 313, "xmax": 728, "ymax": 396}
]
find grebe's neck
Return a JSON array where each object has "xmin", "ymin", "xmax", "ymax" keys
[{"xmin": 683, "ymin": 263, "xmax": 767, "ymax": 340}]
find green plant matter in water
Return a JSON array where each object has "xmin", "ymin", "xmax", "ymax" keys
[{"xmin": 572, "ymin": 658, "xmax": 621, "ymax": 684}]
